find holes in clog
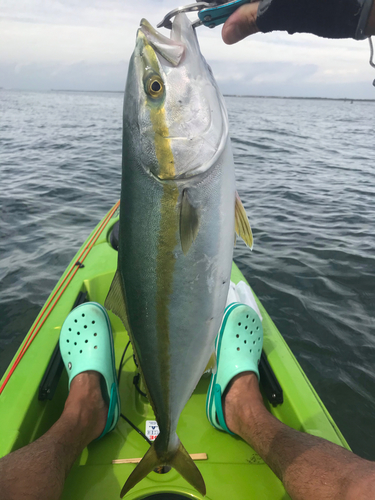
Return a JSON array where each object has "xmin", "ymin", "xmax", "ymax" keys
[
  {"xmin": 94, "ymin": 345, "xmax": 98, "ymax": 349},
  {"xmin": 80, "ymin": 350, "xmax": 82, "ymax": 353},
  {"xmin": 256, "ymin": 326, "xmax": 259, "ymax": 331},
  {"xmin": 68, "ymin": 328, "xmax": 71, "ymax": 332},
  {"xmin": 92, "ymin": 320, "xmax": 95, "ymax": 324},
  {"xmin": 85, "ymin": 340, "xmax": 88, "ymax": 343},
  {"xmin": 245, "ymin": 326, "xmax": 248, "ymax": 330},
  {"xmin": 94, "ymin": 333, "xmax": 97, "ymax": 337},
  {"xmin": 77, "ymin": 332, "xmax": 80, "ymax": 335},
  {"xmin": 244, "ymin": 340, "xmax": 247, "ymax": 344},
  {"xmin": 238, "ymin": 322, "xmax": 241, "ymax": 326},
  {"xmin": 253, "ymin": 341, "xmax": 256, "ymax": 345},
  {"xmin": 236, "ymin": 334, "xmax": 239, "ymax": 338},
  {"xmin": 252, "ymin": 318, "xmax": 255, "ymax": 323},
  {"xmin": 74, "ymin": 342, "xmax": 77, "ymax": 346},
  {"xmin": 74, "ymin": 319, "xmax": 77, "ymax": 323},
  {"xmin": 237, "ymin": 347, "xmax": 240, "ymax": 351},
  {"xmin": 84, "ymin": 325, "xmax": 87, "ymax": 329},
  {"xmin": 68, "ymin": 352, "xmax": 71, "ymax": 355},
  {"xmin": 250, "ymin": 349, "xmax": 252, "ymax": 353},
  {"xmin": 246, "ymin": 314, "xmax": 249, "ymax": 318},
  {"xmin": 82, "ymin": 313, "xmax": 85, "ymax": 317},
  {"xmin": 250, "ymin": 331, "xmax": 253, "ymax": 335},
  {"xmin": 66, "ymin": 340, "xmax": 69, "ymax": 343},
  {"xmin": 258, "ymin": 337, "xmax": 260, "ymax": 341}
]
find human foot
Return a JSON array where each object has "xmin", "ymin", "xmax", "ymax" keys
[
  {"xmin": 222, "ymin": 371, "xmax": 264, "ymax": 435},
  {"xmin": 63, "ymin": 371, "xmax": 108, "ymax": 444}
]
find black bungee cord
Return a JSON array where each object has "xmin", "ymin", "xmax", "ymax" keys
[{"xmin": 118, "ymin": 340, "xmax": 152, "ymax": 445}]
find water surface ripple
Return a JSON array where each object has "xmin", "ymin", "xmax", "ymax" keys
[{"xmin": 1, "ymin": 91, "xmax": 374, "ymax": 459}]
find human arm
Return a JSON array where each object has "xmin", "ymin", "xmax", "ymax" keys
[{"xmin": 222, "ymin": 0, "xmax": 375, "ymax": 44}]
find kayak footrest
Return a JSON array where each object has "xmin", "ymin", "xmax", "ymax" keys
[
  {"xmin": 259, "ymin": 350, "xmax": 283, "ymax": 406},
  {"xmin": 38, "ymin": 291, "xmax": 88, "ymax": 401}
]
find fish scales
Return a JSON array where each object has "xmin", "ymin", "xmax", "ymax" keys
[{"xmin": 105, "ymin": 13, "xmax": 240, "ymax": 497}]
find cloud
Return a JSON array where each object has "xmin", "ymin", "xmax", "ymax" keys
[
  {"xmin": 0, "ymin": 0, "xmax": 374, "ymax": 98},
  {"xmin": 0, "ymin": 61, "xmax": 128, "ymax": 91},
  {"xmin": 209, "ymin": 59, "xmax": 373, "ymax": 98}
]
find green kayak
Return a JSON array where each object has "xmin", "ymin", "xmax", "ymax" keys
[{"xmin": 0, "ymin": 202, "xmax": 350, "ymax": 500}]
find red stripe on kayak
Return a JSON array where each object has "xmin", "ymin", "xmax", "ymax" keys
[{"xmin": 0, "ymin": 200, "xmax": 120, "ymax": 396}]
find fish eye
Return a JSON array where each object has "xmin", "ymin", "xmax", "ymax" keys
[
  {"xmin": 151, "ymin": 80, "xmax": 161, "ymax": 92},
  {"xmin": 147, "ymin": 76, "xmax": 164, "ymax": 98}
]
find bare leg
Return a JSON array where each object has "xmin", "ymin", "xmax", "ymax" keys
[
  {"xmin": 224, "ymin": 372, "xmax": 375, "ymax": 500},
  {"xmin": 0, "ymin": 371, "xmax": 107, "ymax": 500}
]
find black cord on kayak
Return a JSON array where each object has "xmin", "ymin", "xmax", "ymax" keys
[
  {"xmin": 117, "ymin": 340, "xmax": 152, "ymax": 446},
  {"xmin": 120, "ymin": 412, "xmax": 152, "ymax": 445},
  {"xmin": 117, "ymin": 340, "xmax": 130, "ymax": 386},
  {"xmin": 131, "ymin": 354, "xmax": 147, "ymax": 397},
  {"xmin": 133, "ymin": 373, "xmax": 147, "ymax": 398}
]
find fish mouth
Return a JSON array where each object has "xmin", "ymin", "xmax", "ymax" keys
[{"xmin": 138, "ymin": 18, "xmax": 185, "ymax": 67}]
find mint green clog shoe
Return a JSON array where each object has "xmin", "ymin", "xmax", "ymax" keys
[
  {"xmin": 59, "ymin": 302, "xmax": 120, "ymax": 439},
  {"xmin": 206, "ymin": 303, "xmax": 263, "ymax": 435}
]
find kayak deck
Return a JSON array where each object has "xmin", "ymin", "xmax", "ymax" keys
[{"xmin": 0, "ymin": 204, "xmax": 349, "ymax": 500}]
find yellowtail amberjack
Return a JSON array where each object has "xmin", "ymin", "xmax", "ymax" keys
[{"xmin": 105, "ymin": 13, "xmax": 252, "ymax": 497}]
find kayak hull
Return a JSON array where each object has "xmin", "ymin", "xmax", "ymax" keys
[{"xmin": 0, "ymin": 203, "xmax": 349, "ymax": 500}]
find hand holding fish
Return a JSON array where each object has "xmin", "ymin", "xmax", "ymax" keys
[
  {"xmin": 222, "ymin": 1, "xmax": 260, "ymax": 44},
  {"xmin": 222, "ymin": 0, "xmax": 375, "ymax": 44}
]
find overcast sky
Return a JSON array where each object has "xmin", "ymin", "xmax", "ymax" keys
[{"xmin": 1, "ymin": 0, "xmax": 374, "ymax": 98}]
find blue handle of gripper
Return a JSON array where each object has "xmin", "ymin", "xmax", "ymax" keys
[{"xmin": 198, "ymin": 0, "xmax": 251, "ymax": 28}]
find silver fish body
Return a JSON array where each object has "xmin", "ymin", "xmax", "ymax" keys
[{"xmin": 106, "ymin": 14, "xmax": 236, "ymax": 497}]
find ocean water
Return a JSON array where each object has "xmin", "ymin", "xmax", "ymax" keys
[{"xmin": 1, "ymin": 90, "xmax": 375, "ymax": 460}]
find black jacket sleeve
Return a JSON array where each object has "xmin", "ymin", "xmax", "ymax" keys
[{"xmin": 256, "ymin": 0, "xmax": 373, "ymax": 40}]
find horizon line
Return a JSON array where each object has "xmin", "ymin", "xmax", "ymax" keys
[{"xmin": 1, "ymin": 88, "xmax": 375, "ymax": 102}]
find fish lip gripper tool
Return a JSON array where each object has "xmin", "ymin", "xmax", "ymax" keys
[{"xmin": 158, "ymin": 0, "xmax": 257, "ymax": 30}]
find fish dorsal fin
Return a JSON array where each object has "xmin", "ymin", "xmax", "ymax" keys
[
  {"xmin": 235, "ymin": 191, "xmax": 253, "ymax": 250},
  {"xmin": 104, "ymin": 268, "xmax": 130, "ymax": 332},
  {"xmin": 180, "ymin": 189, "xmax": 200, "ymax": 255}
]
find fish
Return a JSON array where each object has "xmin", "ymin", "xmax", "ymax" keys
[{"xmin": 105, "ymin": 13, "xmax": 253, "ymax": 497}]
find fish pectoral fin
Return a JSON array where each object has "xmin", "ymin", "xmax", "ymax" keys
[
  {"xmin": 204, "ymin": 351, "xmax": 216, "ymax": 373},
  {"xmin": 120, "ymin": 438, "xmax": 206, "ymax": 497},
  {"xmin": 180, "ymin": 189, "xmax": 200, "ymax": 255},
  {"xmin": 104, "ymin": 268, "xmax": 130, "ymax": 332},
  {"xmin": 235, "ymin": 190, "xmax": 253, "ymax": 250}
]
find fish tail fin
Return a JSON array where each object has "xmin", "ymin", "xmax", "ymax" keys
[
  {"xmin": 120, "ymin": 443, "xmax": 160, "ymax": 498},
  {"xmin": 170, "ymin": 440, "xmax": 206, "ymax": 496},
  {"xmin": 120, "ymin": 438, "xmax": 206, "ymax": 498}
]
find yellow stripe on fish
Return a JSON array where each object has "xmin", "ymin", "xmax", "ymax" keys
[
  {"xmin": 143, "ymin": 35, "xmax": 180, "ymax": 420},
  {"xmin": 140, "ymin": 32, "xmax": 175, "ymax": 180},
  {"xmin": 150, "ymin": 106, "xmax": 175, "ymax": 179},
  {"xmin": 155, "ymin": 182, "xmax": 179, "ymax": 424}
]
